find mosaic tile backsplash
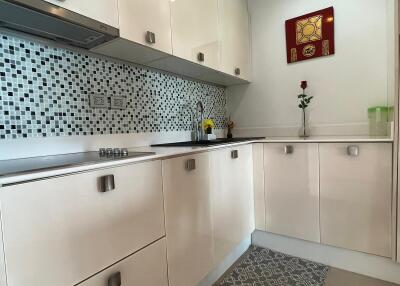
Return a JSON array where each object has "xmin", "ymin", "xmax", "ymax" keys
[{"xmin": 0, "ymin": 34, "xmax": 226, "ymax": 139}]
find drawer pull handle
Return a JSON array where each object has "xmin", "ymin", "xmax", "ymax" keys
[
  {"xmin": 100, "ymin": 175, "xmax": 115, "ymax": 193},
  {"xmin": 347, "ymin": 145, "xmax": 359, "ymax": 157},
  {"xmin": 284, "ymin": 145, "xmax": 294, "ymax": 154},
  {"xmin": 197, "ymin": 52, "xmax": 205, "ymax": 62},
  {"xmin": 108, "ymin": 271, "xmax": 121, "ymax": 286},
  {"xmin": 231, "ymin": 150, "xmax": 239, "ymax": 159},
  {"xmin": 234, "ymin": 67, "xmax": 241, "ymax": 76},
  {"xmin": 145, "ymin": 31, "xmax": 156, "ymax": 44},
  {"xmin": 185, "ymin": 159, "xmax": 196, "ymax": 171}
]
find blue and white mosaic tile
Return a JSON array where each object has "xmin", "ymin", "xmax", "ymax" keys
[{"xmin": 0, "ymin": 34, "xmax": 226, "ymax": 139}]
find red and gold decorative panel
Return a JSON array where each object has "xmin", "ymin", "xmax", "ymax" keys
[{"xmin": 285, "ymin": 7, "xmax": 334, "ymax": 63}]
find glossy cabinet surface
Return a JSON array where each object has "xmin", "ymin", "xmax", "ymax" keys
[
  {"xmin": 320, "ymin": 143, "xmax": 392, "ymax": 257},
  {"xmin": 43, "ymin": 0, "xmax": 119, "ymax": 28},
  {"xmin": 0, "ymin": 161, "xmax": 165, "ymax": 286},
  {"xmin": 170, "ymin": 0, "xmax": 220, "ymax": 70},
  {"xmin": 79, "ymin": 239, "xmax": 168, "ymax": 286},
  {"xmin": 162, "ymin": 153, "xmax": 214, "ymax": 286},
  {"xmin": 264, "ymin": 143, "xmax": 320, "ymax": 242},
  {"xmin": 252, "ymin": 143, "xmax": 266, "ymax": 231},
  {"xmin": 211, "ymin": 145, "xmax": 255, "ymax": 264},
  {"xmin": 118, "ymin": 0, "xmax": 172, "ymax": 54},
  {"xmin": 219, "ymin": 0, "xmax": 251, "ymax": 80}
]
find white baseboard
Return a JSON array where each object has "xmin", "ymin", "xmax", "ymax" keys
[
  {"xmin": 0, "ymin": 130, "xmax": 226, "ymax": 160},
  {"xmin": 252, "ymin": 230, "xmax": 400, "ymax": 284},
  {"xmin": 198, "ymin": 236, "xmax": 251, "ymax": 286}
]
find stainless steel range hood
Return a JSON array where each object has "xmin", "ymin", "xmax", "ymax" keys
[{"xmin": 0, "ymin": 0, "xmax": 119, "ymax": 49}]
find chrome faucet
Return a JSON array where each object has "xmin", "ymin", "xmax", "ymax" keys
[{"xmin": 196, "ymin": 101, "xmax": 204, "ymax": 141}]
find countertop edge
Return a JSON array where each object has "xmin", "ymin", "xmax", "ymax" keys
[{"xmin": 0, "ymin": 138, "xmax": 394, "ymax": 186}]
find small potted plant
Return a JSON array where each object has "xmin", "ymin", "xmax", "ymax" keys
[
  {"xmin": 203, "ymin": 119, "xmax": 216, "ymax": 140},
  {"xmin": 298, "ymin": 81, "xmax": 313, "ymax": 138}
]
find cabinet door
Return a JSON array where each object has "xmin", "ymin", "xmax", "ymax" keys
[
  {"xmin": 118, "ymin": 0, "xmax": 172, "ymax": 54},
  {"xmin": 0, "ymin": 161, "xmax": 165, "ymax": 286},
  {"xmin": 170, "ymin": 0, "xmax": 219, "ymax": 69},
  {"xmin": 264, "ymin": 143, "xmax": 320, "ymax": 242},
  {"xmin": 43, "ymin": 0, "xmax": 119, "ymax": 28},
  {"xmin": 219, "ymin": 0, "xmax": 251, "ymax": 80},
  {"xmin": 211, "ymin": 145, "xmax": 254, "ymax": 264},
  {"xmin": 320, "ymin": 143, "xmax": 392, "ymax": 257},
  {"xmin": 162, "ymin": 153, "xmax": 214, "ymax": 286},
  {"xmin": 80, "ymin": 239, "xmax": 168, "ymax": 286}
]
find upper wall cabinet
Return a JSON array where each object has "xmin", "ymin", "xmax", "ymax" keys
[
  {"xmin": 43, "ymin": 0, "xmax": 119, "ymax": 28},
  {"xmin": 219, "ymin": 0, "xmax": 251, "ymax": 80},
  {"xmin": 118, "ymin": 0, "xmax": 172, "ymax": 54},
  {"xmin": 93, "ymin": 0, "xmax": 172, "ymax": 64},
  {"xmin": 170, "ymin": 0, "xmax": 220, "ymax": 70}
]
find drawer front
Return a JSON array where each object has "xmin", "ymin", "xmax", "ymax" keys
[
  {"xmin": 320, "ymin": 143, "xmax": 392, "ymax": 257},
  {"xmin": 264, "ymin": 143, "xmax": 320, "ymax": 242},
  {"xmin": 79, "ymin": 238, "xmax": 168, "ymax": 286},
  {"xmin": 0, "ymin": 161, "xmax": 165, "ymax": 286}
]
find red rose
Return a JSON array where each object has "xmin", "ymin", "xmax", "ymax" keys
[{"xmin": 301, "ymin": 81, "xmax": 308, "ymax": 89}]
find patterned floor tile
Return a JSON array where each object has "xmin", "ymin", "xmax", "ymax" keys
[{"xmin": 216, "ymin": 246, "xmax": 329, "ymax": 286}]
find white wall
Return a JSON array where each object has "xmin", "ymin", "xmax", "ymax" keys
[{"xmin": 228, "ymin": 0, "xmax": 397, "ymax": 136}]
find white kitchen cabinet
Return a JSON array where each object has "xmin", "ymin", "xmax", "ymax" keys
[
  {"xmin": 264, "ymin": 143, "xmax": 320, "ymax": 243},
  {"xmin": 252, "ymin": 143, "xmax": 266, "ymax": 231},
  {"xmin": 211, "ymin": 145, "xmax": 255, "ymax": 264},
  {"xmin": 162, "ymin": 153, "xmax": 214, "ymax": 286},
  {"xmin": 170, "ymin": 0, "xmax": 220, "ymax": 70},
  {"xmin": 118, "ymin": 0, "xmax": 172, "ymax": 54},
  {"xmin": 79, "ymin": 239, "xmax": 168, "ymax": 286},
  {"xmin": 43, "ymin": 0, "xmax": 119, "ymax": 28},
  {"xmin": 0, "ymin": 222, "xmax": 5, "ymax": 286},
  {"xmin": 219, "ymin": 0, "xmax": 251, "ymax": 80},
  {"xmin": 320, "ymin": 143, "xmax": 392, "ymax": 257},
  {"xmin": 0, "ymin": 161, "xmax": 165, "ymax": 286}
]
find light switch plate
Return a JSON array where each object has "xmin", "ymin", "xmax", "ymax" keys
[
  {"xmin": 89, "ymin": 94, "xmax": 108, "ymax": 109},
  {"xmin": 110, "ymin": 96, "xmax": 127, "ymax": 110}
]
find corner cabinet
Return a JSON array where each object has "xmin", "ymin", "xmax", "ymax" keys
[
  {"xmin": 264, "ymin": 143, "xmax": 320, "ymax": 243},
  {"xmin": 319, "ymin": 143, "xmax": 392, "ymax": 257},
  {"xmin": 219, "ymin": 0, "xmax": 251, "ymax": 80},
  {"xmin": 43, "ymin": 0, "xmax": 119, "ymax": 28},
  {"xmin": 162, "ymin": 153, "xmax": 214, "ymax": 286}
]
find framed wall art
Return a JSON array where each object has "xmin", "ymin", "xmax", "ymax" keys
[{"xmin": 285, "ymin": 7, "xmax": 335, "ymax": 63}]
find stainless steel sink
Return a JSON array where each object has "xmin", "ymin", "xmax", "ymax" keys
[{"xmin": 151, "ymin": 137, "xmax": 265, "ymax": 147}]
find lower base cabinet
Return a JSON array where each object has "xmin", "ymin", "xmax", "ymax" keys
[
  {"xmin": 264, "ymin": 143, "xmax": 320, "ymax": 243},
  {"xmin": 211, "ymin": 145, "xmax": 255, "ymax": 264},
  {"xmin": 162, "ymin": 145, "xmax": 255, "ymax": 286},
  {"xmin": 162, "ymin": 153, "xmax": 214, "ymax": 286},
  {"xmin": 319, "ymin": 143, "xmax": 392, "ymax": 257},
  {"xmin": 79, "ymin": 238, "xmax": 168, "ymax": 286}
]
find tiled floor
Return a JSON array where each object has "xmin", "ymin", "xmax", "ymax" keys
[{"xmin": 215, "ymin": 246, "xmax": 399, "ymax": 286}]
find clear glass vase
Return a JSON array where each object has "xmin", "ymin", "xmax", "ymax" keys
[{"xmin": 299, "ymin": 109, "xmax": 310, "ymax": 138}]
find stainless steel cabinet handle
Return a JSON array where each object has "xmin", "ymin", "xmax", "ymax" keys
[
  {"xmin": 145, "ymin": 31, "xmax": 156, "ymax": 44},
  {"xmin": 185, "ymin": 159, "xmax": 196, "ymax": 171},
  {"xmin": 234, "ymin": 67, "xmax": 241, "ymax": 76},
  {"xmin": 197, "ymin": 52, "xmax": 205, "ymax": 62},
  {"xmin": 108, "ymin": 272, "xmax": 121, "ymax": 286},
  {"xmin": 347, "ymin": 145, "xmax": 359, "ymax": 157},
  {"xmin": 99, "ymin": 175, "xmax": 115, "ymax": 193},
  {"xmin": 284, "ymin": 145, "xmax": 294, "ymax": 154},
  {"xmin": 231, "ymin": 150, "xmax": 239, "ymax": 159}
]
